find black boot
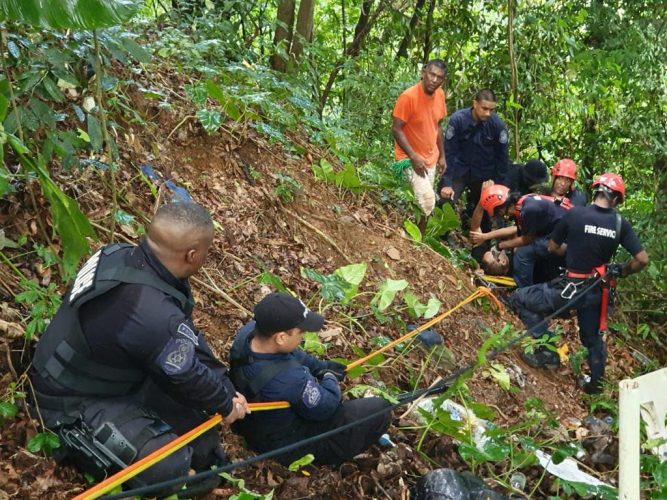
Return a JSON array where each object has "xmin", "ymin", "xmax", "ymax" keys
[{"xmin": 521, "ymin": 346, "xmax": 560, "ymax": 370}]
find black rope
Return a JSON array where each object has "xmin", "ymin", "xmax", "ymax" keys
[{"xmin": 102, "ymin": 275, "xmax": 605, "ymax": 499}]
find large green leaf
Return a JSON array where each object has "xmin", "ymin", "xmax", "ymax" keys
[
  {"xmin": 0, "ymin": 0, "xmax": 140, "ymax": 30},
  {"xmin": 372, "ymin": 279, "xmax": 408, "ymax": 311},
  {"xmin": 7, "ymin": 135, "xmax": 96, "ymax": 275}
]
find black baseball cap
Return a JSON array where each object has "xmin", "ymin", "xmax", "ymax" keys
[{"xmin": 254, "ymin": 292, "xmax": 325, "ymax": 335}]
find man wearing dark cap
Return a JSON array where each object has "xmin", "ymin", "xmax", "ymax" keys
[
  {"xmin": 505, "ymin": 159, "xmax": 549, "ymax": 196},
  {"xmin": 229, "ymin": 292, "xmax": 391, "ymax": 466}
]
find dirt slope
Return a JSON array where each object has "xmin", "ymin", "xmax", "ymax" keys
[{"xmin": 0, "ymin": 91, "xmax": 636, "ymax": 498}]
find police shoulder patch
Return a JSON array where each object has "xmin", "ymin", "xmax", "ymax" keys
[
  {"xmin": 499, "ymin": 129, "xmax": 508, "ymax": 144},
  {"xmin": 177, "ymin": 322, "xmax": 199, "ymax": 346},
  {"xmin": 445, "ymin": 125, "xmax": 456, "ymax": 140},
  {"xmin": 157, "ymin": 337, "xmax": 195, "ymax": 375},
  {"xmin": 301, "ymin": 378, "xmax": 323, "ymax": 408}
]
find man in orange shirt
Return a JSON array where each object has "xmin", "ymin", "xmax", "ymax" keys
[{"xmin": 392, "ymin": 60, "xmax": 447, "ymax": 226}]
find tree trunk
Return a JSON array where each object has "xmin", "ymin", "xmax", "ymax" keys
[
  {"xmin": 396, "ymin": 0, "xmax": 426, "ymax": 60},
  {"xmin": 507, "ymin": 0, "xmax": 520, "ymax": 156},
  {"xmin": 352, "ymin": 0, "xmax": 374, "ymax": 48},
  {"xmin": 319, "ymin": 0, "xmax": 387, "ymax": 114},
  {"xmin": 290, "ymin": 0, "xmax": 316, "ymax": 65},
  {"xmin": 271, "ymin": 0, "xmax": 296, "ymax": 72},
  {"xmin": 422, "ymin": 0, "xmax": 437, "ymax": 64}
]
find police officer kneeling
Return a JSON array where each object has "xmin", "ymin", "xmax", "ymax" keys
[
  {"xmin": 508, "ymin": 173, "xmax": 648, "ymax": 394},
  {"xmin": 30, "ymin": 202, "xmax": 248, "ymax": 495},
  {"xmin": 229, "ymin": 292, "xmax": 391, "ymax": 466}
]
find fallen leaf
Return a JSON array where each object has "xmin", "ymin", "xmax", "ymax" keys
[
  {"xmin": 0, "ymin": 319, "xmax": 24, "ymax": 339},
  {"xmin": 386, "ymin": 247, "xmax": 401, "ymax": 260},
  {"xmin": 319, "ymin": 326, "xmax": 342, "ymax": 342}
]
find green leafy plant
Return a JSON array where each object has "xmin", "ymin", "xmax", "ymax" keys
[
  {"xmin": 0, "ymin": 382, "xmax": 24, "ymax": 426},
  {"xmin": 273, "ymin": 173, "xmax": 302, "ymax": 203},
  {"xmin": 14, "ymin": 279, "xmax": 62, "ymax": 339},
  {"xmin": 0, "ymin": 0, "xmax": 140, "ymax": 30},
  {"xmin": 425, "ymin": 204, "xmax": 459, "ymax": 239},
  {"xmin": 27, "ymin": 431, "xmax": 60, "ymax": 455},
  {"xmin": 219, "ymin": 472, "xmax": 274, "ymax": 500},
  {"xmin": 302, "ymin": 332, "xmax": 326, "ymax": 356},
  {"xmin": 312, "ymin": 159, "xmax": 367, "ymax": 192},
  {"xmin": 371, "ymin": 278, "xmax": 408, "ymax": 312},
  {"xmin": 287, "ymin": 454, "xmax": 314, "ymax": 472},
  {"xmin": 301, "ymin": 262, "xmax": 367, "ymax": 304},
  {"xmin": 403, "ymin": 291, "xmax": 441, "ymax": 319}
]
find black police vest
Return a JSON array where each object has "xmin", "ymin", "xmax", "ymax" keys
[
  {"xmin": 32, "ymin": 244, "xmax": 194, "ymax": 398},
  {"xmin": 229, "ymin": 326, "xmax": 306, "ymax": 444},
  {"xmin": 229, "ymin": 326, "xmax": 300, "ymax": 402}
]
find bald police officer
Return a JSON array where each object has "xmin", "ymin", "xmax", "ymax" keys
[{"xmin": 30, "ymin": 202, "xmax": 247, "ymax": 495}]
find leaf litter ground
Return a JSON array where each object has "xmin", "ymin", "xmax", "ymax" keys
[{"xmin": 0, "ymin": 92, "xmax": 640, "ymax": 499}]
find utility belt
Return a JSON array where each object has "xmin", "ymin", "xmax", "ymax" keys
[
  {"xmin": 32, "ymin": 388, "xmax": 91, "ymax": 414},
  {"xmin": 33, "ymin": 388, "xmax": 171, "ymax": 481},
  {"xmin": 555, "ymin": 265, "xmax": 616, "ymax": 331}
]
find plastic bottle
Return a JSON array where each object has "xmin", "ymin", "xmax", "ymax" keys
[{"xmin": 509, "ymin": 472, "xmax": 526, "ymax": 491}]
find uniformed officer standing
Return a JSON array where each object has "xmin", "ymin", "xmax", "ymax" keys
[
  {"xmin": 438, "ymin": 89, "xmax": 509, "ymax": 231},
  {"xmin": 30, "ymin": 202, "xmax": 248, "ymax": 494},
  {"xmin": 508, "ymin": 173, "xmax": 648, "ymax": 394},
  {"xmin": 229, "ymin": 292, "xmax": 391, "ymax": 466}
]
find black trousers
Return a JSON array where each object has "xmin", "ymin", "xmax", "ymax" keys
[
  {"xmin": 508, "ymin": 281, "xmax": 608, "ymax": 384},
  {"xmin": 250, "ymin": 398, "xmax": 392, "ymax": 467},
  {"xmin": 37, "ymin": 380, "xmax": 223, "ymax": 492}
]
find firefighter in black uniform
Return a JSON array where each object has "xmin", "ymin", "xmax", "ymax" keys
[
  {"xmin": 30, "ymin": 202, "xmax": 248, "ymax": 494},
  {"xmin": 508, "ymin": 173, "xmax": 648, "ymax": 394},
  {"xmin": 229, "ymin": 292, "xmax": 391, "ymax": 466}
]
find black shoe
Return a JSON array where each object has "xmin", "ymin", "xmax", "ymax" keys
[
  {"xmin": 578, "ymin": 376, "xmax": 603, "ymax": 395},
  {"xmin": 521, "ymin": 347, "xmax": 560, "ymax": 370}
]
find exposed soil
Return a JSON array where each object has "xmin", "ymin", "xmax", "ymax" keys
[{"xmin": 0, "ymin": 87, "xmax": 636, "ymax": 499}]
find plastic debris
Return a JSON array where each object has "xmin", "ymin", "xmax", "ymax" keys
[
  {"xmin": 415, "ymin": 328, "xmax": 443, "ymax": 348},
  {"xmin": 535, "ymin": 449, "xmax": 610, "ymax": 489},
  {"xmin": 415, "ymin": 398, "xmax": 490, "ymax": 451},
  {"xmin": 413, "ymin": 468, "xmax": 507, "ymax": 500},
  {"xmin": 509, "ymin": 472, "xmax": 526, "ymax": 491},
  {"xmin": 140, "ymin": 164, "xmax": 193, "ymax": 203},
  {"xmin": 378, "ymin": 433, "xmax": 397, "ymax": 448}
]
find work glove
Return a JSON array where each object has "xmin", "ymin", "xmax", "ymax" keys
[
  {"xmin": 606, "ymin": 263, "xmax": 626, "ymax": 279},
  {"xmin": 313, "ymin": 361, "xmax": 347, "ymax": 382}
]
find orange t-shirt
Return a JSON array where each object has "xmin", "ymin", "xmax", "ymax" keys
[{"xmin": 392, "ymin": 82, "xmax": 447, "ymax": 165}]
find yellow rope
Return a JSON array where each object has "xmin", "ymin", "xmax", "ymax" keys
[
  {"xmin": 478, "ymin": 275, "xmax": 516, "ymax": 287},
  {"xmin": 74, "ymin": 288, "xmax": 501, "ymax": 498},
  {"xmin": 346, "ymin": 287, "xmax": 499, "ymax": 370}
]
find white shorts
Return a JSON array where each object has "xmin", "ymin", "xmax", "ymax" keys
[{"xmin": 405, "ymin": 165, "xmax": 437, "ymax": 216}]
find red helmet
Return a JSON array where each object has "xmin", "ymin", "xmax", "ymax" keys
[
  {"xmin": 481, "ymin": 184, "xmax": 510, "ymax": 217},
  {"xmin": 592, "ymin": 173, "xmax": 625, "ymax": 203},
  {"xmin": 552, "ymin": 159, "xmax": 577, "ymax": 180}
]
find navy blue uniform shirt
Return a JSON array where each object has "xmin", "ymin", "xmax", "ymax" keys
[
  {"xmin": 441, "ymin": 107, "xmax": 509, "ymax": 186},
  {"xmin": 49, "ymin": 240, "xmax": 237, "ymax": 416},
  {"xmin": 551, "ymin": 205, "xmax": 643, "ymax": 273},
  {"xmin": 517, "ymin": 195, "xmax": 568, "ymax": 237},
  {"xmin": 230, "ymin": 322, "xmax": 341, "ymax": 424}
]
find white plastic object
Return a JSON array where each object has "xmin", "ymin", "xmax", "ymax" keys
[{"xmin": 618, "ymin": 368, "xmax": 667, "ymax": 499}]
